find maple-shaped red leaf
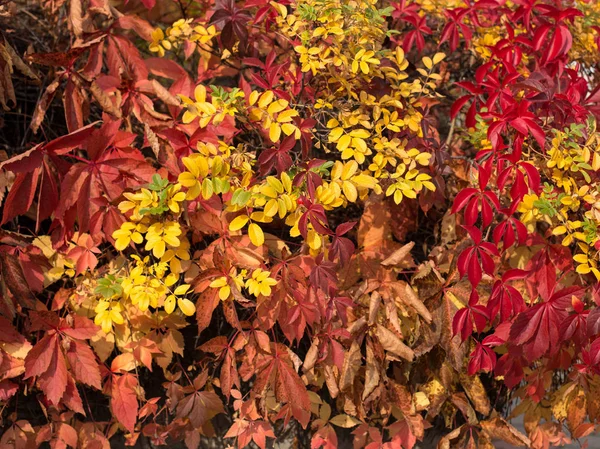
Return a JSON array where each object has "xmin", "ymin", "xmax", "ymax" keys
[
  {"xmin": 127, "ymin": 338, "xmax": 162, "ymax": 371},
  {"xmin": 224, "ymin": 419, "xmax": 276, "ymax": 449},
  {"xmin": 210, "ymin": 0, "xmax": 252, "ymax": 51},
  {"xmin": 329, "ymin": 221, "xmax": 356, "ymax": 265},
  {"xmin": 67, "ymin": 233, "xmax": 101, "ymax": 275},
  {"xmin": 196, "ymin": 288, "xmax": 220, "ymax": 333},
  {"xmin": 440, "ymin": 8, "xmax": 472, "ymax": 52},
  {"xmin": 509, "ymin": 286, "xmax": 584, "ymax": 361},
  {"xmin": 487, "ymin": 269, "xmax": 527, "ymax": 323},
  {"xmin": 467, "ymin": 332, "xmax": 502, "ymax": 376},
  {"xmin": 111, "ymin": 373, "xmax": 139, "ymax": 433},
  {"xmin": 54, "ymin": 120, "xmax": 154, "ymax": 234},
  {"xmin": 457, "ymin": 226, "xmax": 499, "ymax": 287},
  {"xmin": 0, "ymin": 122, "xmax": 96, "ymax": 228},
  {"xmin": 257, "ymin": 134, "xmax": 296, "ymax": 176},
  {"xmin": 0, "ymin": 380, "xmax": 18, "ymax": 402},
  {"xmin": 176, "ymin": 389, "xmax": 224, "ymax": 428},
  {"xmin": 451, "ymin": 162, "xmax": 499, "ymax": 227},
  {"xmin": 254, "ymin": 343, "xmax": 310, "ymax": 428},
  {"xmin": 452, "ymin": 290, "xmax": 489, "ymax": 341},
  {"xmin": 560, "ymin": 296, "xmax": 589, "ymax": 348},
  {"xmin": 387, "ymin": 416, "xmax": 423, "ymax": 449}
]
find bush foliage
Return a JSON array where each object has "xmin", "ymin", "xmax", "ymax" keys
[{"xmin": 1, "ymin": 0, "xmax": 600, "ymax": 448}]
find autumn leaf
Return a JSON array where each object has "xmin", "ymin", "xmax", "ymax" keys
[
  {"xmin": 111, "ymin": 373, "xmax": 139, "ymax": 433},
  {"xmin": 66, "ymin": 340, "xmax": 102, "ymax": 389},
  {"xmin": 254, "ymin": 343, "xmax": 310, "ymax": 428},
  {"xmin": 176, "ymin": 389, "xmax": 224, "ymax": 428}
]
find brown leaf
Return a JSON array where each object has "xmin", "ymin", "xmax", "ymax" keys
[
  {"xmin": 375, "ymin": 324, "xmax": 414, "ymax": 361},
  {"xmin": 362, "ymin": 340, "xmax": 380, "ymax": 400},
  {"xmin": 63, "ymin": 78, "xmax": 87, "ymax": 132},
  {"xmin": 323, "ymin": 364, "xmax": 339, "ymax": 399},
  {"xmin": 440, "ymin": 291, "xmax": 466, "ymax": 371},
  {"xmin": 90, "ymin": 81, "xmax": 121, "ymax": 117},
  {"xmin": 4, "ymin": 43, "xmax": 39, "ymax": 82},
  {"xmin": 390, "ymin": 281, "xmax": 432, "ymax": 323},
  {"xmin": 303, "ymin": 337, "xmax": 319, "ymax": 371},
  {"xmin": 566, "ymin": 388, "xmax": 586, "ymax": 431},
  {"xmin": 412, "ymin": 261, "xmax": 445, "ymax": 301},
  {"xmin": 152, "ymin": 79, "xmax": 181, "ymax": 106},
  {"xmin": 459, "ymin": 372, "xmax": 491, "ymax": 415},
  {"xmin": 440, "ymin": 209, "xmax": 457, "ymax": 245},
  {"xmin": 176, "ymin": 390, "xmax": 224, "ymax": 429},
  {"xmin": 436, "ymin": 426, "xmax": 463, "ymax": 449},
  {"xmin": 145, "ymin": 124, "xmax": 161, "ymax": 160},
  {"xmin": 0, "ymin": 252, "xmax": 36, "ymax": 309},
  {"xmin": 451, "ymin": 393, "xmax": 478, "ymax": 425},
  {"xmin": 368, "ymin": 291, "xmax": 381, "ymax": 326},
  {"xmin": 381, "ymin": 242, "xmax": 415, "ymax": 267},
  {"xmin": 30, "ymin": 80, "xmax": 60, "ymax": 134},
  {"xmin": 70, "ymin": 0, "xmax": 84, "ymax": 38},
  {"xmin": 480, "ymin": 416, "xmax": 531, "ymax": 447},
  {"xmin": 339, "ymin": 341, "xmax": 361, "ymax": 392}
]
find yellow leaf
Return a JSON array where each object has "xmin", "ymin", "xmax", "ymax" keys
[
  {"xmin": 328, "ymin": 127, "xmax": 344, "ymax": 142},
  {"xmin": 576, "ymin": 264, "xmax": 591, "ymax": 274},
  {"xmin": 174, "ymin": 284, "xmax": 190, "ymax": 296},
  {"xmin": 258, "ymin": 90, "xmax": 274, "ymax": 109},
  {"xmin": 248, "ymin": 223, "xmax": 264, "ymax": 246},
  {"xmin": 264, "ymin": 199, "xmax": 279, "ymax": 217},
  {"xmin": 178, "ymin": 297, "xmax": 196, "ymax": 316},
  {"xmin": 269, "ymin": 123, "xmax": 282, "ymax": 142},
  {"xmin": 267, "ymin": 99, "xmax": 289, "ymax": 114},
  {"xmin": 342, "ymin": 181, "xmax": 358, "ymax": 202},
  {"xmin": 552, "ymin": 226, "xmax": 567, "ymax": 235},
  {"xmin": 433, "ymin": 52, "xmax": 446, "ymax": 64},
  {"xmin": 352, "ymin": 174, "xmax": 377, "ymax": 189},
  {"xmin": 337, "ymin": 134, "xmax": 352, "ymax": 151},
  {"xmin": 413, "ymin": 392, "xmax": 430, "ymax": 411},
  {"xmin": 349, "ymin": 129, "xmax": 370, "ymax": 138},
  {"xmin": 277, "ymin": 109, "xmax": 298, "ymax": 123},
  {"xmin": 229, "ymin": 215, "xmax": 249, "ymax": 231},
  {"xmin": 422, "ymin": 56, "xmax": 433, "ymax": 70}
]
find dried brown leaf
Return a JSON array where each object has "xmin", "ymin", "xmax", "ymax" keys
[
  {"xmin": 480, "ymin": 417, "xmax": 531, "ymax": 447},
  {"xmin": 375, "ymin": 324, "xmax": 414, "ymax": 361},
  {"xmin": 339, "ymin": 341, "xmax": 361, "ymax": 392},
  {"xmin": 381, "ymin": 242, "xmax": 415, "ymax": 267},
  {"xmin": 391, "ymin": 281, "xmax": 433, "ymax": 323},
  {"xmin": 459, "ymin": 372, "xmax": 491, "ymax": 415},
  {"xmin": 30, "ymin": 79, "xmax": 60, "ymax": 134},
  {"xmin": 362, "ymin": 340, "xmax": 380, "ymax": 400}
]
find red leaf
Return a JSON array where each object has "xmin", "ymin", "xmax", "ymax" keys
[
  {"xmin": 62, "ymin": 315, "xmax": 101, "ymax": 340},
  {"xmin": 24, "ymin": 334, "xmax": 56, "ymax": 379},
  {"xmin": 111, "ymin": 373, "xmax": 139, "ymax": 433},
  {"xmin": 66, "ymin": 340, "xmax": 102, "ymax": 389},
  {"xmin": 37, "ymin": 337, "xmax": 68, "ymax": 404},
  {"xmin": 254, "ymin": 344, "xmax": 310, "ymax": 428}
]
